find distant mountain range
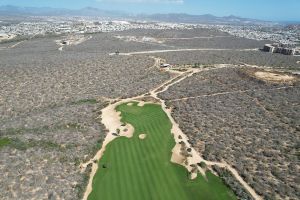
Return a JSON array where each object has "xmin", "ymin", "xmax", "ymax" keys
[
  {"xmin": 0, "ymin": 5, "xmax": 127, "ymax": 18},
  {"xmin": 0, "ymin": 5, "xmax": 274, "ymax": 25},
  {"xmin": 137, "ymin": 13, "xmax": 270, "ymax": 25}
]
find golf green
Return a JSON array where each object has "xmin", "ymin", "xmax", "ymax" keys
[{"xmin": 88, "ymin": 102, "xmax": 236, "ymax": 200}]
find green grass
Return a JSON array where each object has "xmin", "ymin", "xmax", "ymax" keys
[
  {"xmin": 88, "ymin": 103, "xmax": 237, "ymax": 200},
  {"xmin": 0, "ymin": 137, "xmax": 11, "ymax": 149}
]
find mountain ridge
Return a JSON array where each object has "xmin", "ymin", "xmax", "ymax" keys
[{"xmin": 0, "ymin": 5, "xmax": 273, "ymax": 25}]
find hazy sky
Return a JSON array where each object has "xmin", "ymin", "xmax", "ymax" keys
[{"xmin": 1, "ymin": 0, "xmax": 299, "ymax": 21}]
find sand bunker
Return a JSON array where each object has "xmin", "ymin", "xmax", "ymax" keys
[
  {"xmin": 119, "ymin": 123, "xmax": 134, "ymax": 138},
  {"xmin": 255, "ymin": 71, "xmax": 295, "ymax": 82},
  {"xmin": 171, "ymin": 143, "xmax": 185, "ymax": 164},
  {"xmin": 137, "ymin": 101, "xmax": 146, "ymax": 107},
  {"xmin": 127, "ymin": 102, "xmax": 133, "ymax": 106},
  {"xmin": 138, "ymin": 134, "xmax": 147, "ymax": 140}
]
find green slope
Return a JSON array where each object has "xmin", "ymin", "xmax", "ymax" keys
[{"xmin": 88, "ymin": 102, "xmax": 236, "ymax": 200}]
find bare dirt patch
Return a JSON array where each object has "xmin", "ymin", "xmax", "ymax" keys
[
  {"xmin": 0, "ymin": 33, "xmax": 16, "ymax": 42},
  {"xmin": 115, "ymin": 35, "xmax": 165, "ymax": 44},
  {"xmin": 254, "ymin": 71, "xmax": 295, "ymax": 82},
  {"xmin": 56, "ymin": 34, "xmax": 92, "ymax": 50}
]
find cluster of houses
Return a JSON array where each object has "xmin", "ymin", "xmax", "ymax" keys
[{"xmin": 263, "ymin": 43, "xmax": 300, "ymax": 55}]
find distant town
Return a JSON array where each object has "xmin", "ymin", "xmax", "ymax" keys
[{"xmin": 0, "ymin": 16, "xmax": 299, "ymax": 55}]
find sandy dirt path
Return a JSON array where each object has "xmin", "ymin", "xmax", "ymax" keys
[
  {"xmin": 241, "ymin": 63, "xmax": 300, "ymax": 75},
  {"xmin": 9, "ymin": 41, "xmax": 24, "ymax": 48},
  {"xmin": 169, "ymin": 85, "xmax": 295, "ymax": 102},
  {"xmin": 0, "ymin": 40, "xmax": 25, "ymax": 50}
]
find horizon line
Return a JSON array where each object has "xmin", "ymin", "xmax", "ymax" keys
[{"xmin": 1, "ymin": 4, "xmax": 300, "ymax": 22}]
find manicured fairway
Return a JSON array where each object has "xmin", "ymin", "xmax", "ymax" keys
[{"xmin": 88, "ymin": 103, "xmax": 236, "ymax": 200}]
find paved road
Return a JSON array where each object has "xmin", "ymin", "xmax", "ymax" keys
[{"xmin": 109, "ymin": 48, "xmax": 259, "ymax": 56}]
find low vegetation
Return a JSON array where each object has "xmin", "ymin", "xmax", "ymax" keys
[
  {"xmin": 0, "ymin": 137, "xmax": 11, "ymax": 149},
  {"xmin": 160, "ymin": 68, "xmax": 300, "ymax": 199},
  {"xmin": 0, "ymin": 32, "xmax": 170, "ymax": 200}
]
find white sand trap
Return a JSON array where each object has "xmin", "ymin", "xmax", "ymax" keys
[
  {"xmin": 127, "ymin": 102, "xmax": 133, "ymax": 106},
  {"xmin": 171, "ymin": 143, "xmax": 185, "ymax": 164},
  {"xmin": 255, "ymin": 71, "xmax": 295, "ymax": 82},
  {"xmin": 119, "ymin": 123, "xmax": 134, "ymax": 138},
  {"xmin": 139, "ymin": 134, "xmax": 147, "ymax": 140}
]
